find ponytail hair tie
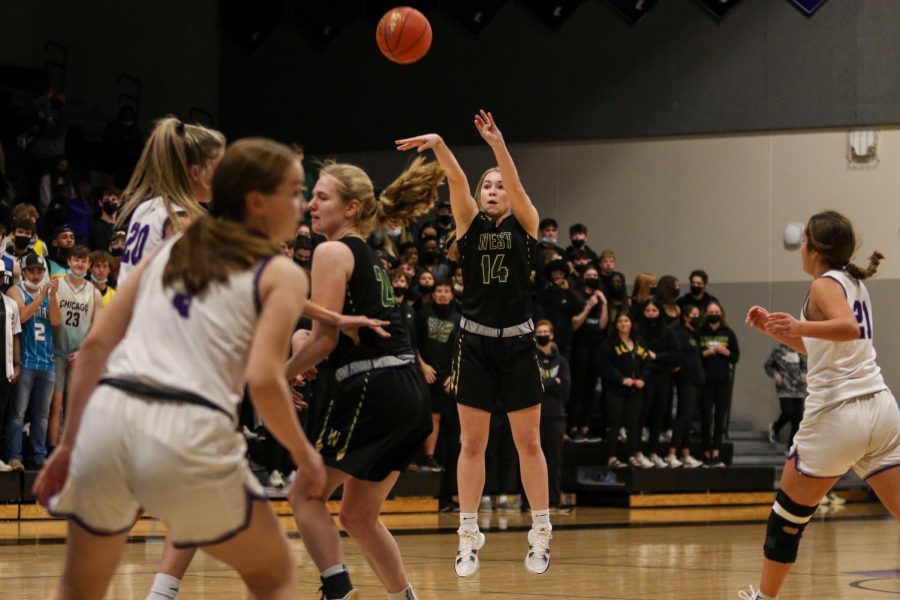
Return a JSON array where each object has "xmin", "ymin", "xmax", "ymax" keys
[{"xmin": 175, "ymin": 120, "xmax": 186, "ymax": 134}]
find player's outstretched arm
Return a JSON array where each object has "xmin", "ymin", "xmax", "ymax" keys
[
  {"xmin": 396, "ymin": 133, "xmax": 478, "ymax": 238},
  {"xmin": 474, "ymin": 110, "xmax": 539, "ymax": 238}
]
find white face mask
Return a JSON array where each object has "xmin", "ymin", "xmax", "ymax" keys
[
  {"xmin": 23, "ymin": 279, "xmax": 41, "ymax": 292},
  {"xmin": 69, "ymin": 271, "xmax": 86, "ymax": 280},
  {"xmin": 93, "ymin": 278, "xmax": 108, "ymax": 285},
  {"xmin": 386, "ymin": 228, "xmax": 402, "ymax": 239}
]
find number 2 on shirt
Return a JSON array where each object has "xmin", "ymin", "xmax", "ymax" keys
[{"xmin": 853, "ymin": 300, "xmax": 872, "ymax": 339}]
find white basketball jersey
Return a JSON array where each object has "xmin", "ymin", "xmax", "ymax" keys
[
  {"xmin": 801, "ymin": 268, "xmax": 885, "ymax": 410},
  {"xmin": 105, "ymin": 236, "xmax": 266, "ymax": 417},
  {"xmin": 118, "ymin": 197, "xmax": 186, "ymax": 285},
  {"xmin": 55, "ymin": 277, "xmax": 95, "ymax": 356}
]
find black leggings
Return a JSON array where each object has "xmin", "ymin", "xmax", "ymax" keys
[
  {"xmin": 642, "ymin": 371, "xmax": 672, "ymax": 456},
  {"xmin": 605, "ymin": 388, "xmax": 643, "ymax": 459},
  {"xmin": 672, "ymin": 379, "xmax": 701, "ymax": 451},
  {"xmin": 568, "ymin": 342, "xmax": 603, "ymax": 431},
  {"xmin": 701, "ymin": 381, "xmax": 732, "ymax": 452},
  {"xmin": 772, "ymin": 396, "xmax": 804, "ymax": 447}
]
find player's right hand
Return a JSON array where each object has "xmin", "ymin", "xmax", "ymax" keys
[
  {"xmin": 32, "ymin": 443, "xmax": 71, "ymax": 507},
  {"xmin": 745, "ymin": 305, "xmax": 770, "ymax": 333}
]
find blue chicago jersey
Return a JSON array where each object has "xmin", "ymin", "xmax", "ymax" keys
[{"xmin": 19, "ymin": 286, "xmax": 55, "ymax": 371}]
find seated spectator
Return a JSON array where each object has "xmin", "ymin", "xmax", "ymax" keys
[
  {"xmin": 600, "ymin": 313, "xmax": 653, "ymax": 469},
  {"xmin": 565, "ymin": 223, "xmax": 598, "ymax": 263},
  {"xmin": 537, "ymin": 259, "xmax": 584, "ymax": 358},
  {"xmin": 88, "ymin": 250, "xmax": 116, "ymax": 306},
  {"xmin": 88, "ymin": 186, "xmax": 121, "ymax": 251},
  {"xmin": 47, "ymin": 225, "xmax": 75, "ymax": 280},
  {"xmin": 677, "ymin": 269, "xmax": 719, "ymax": 314},
  {"xmin": 532, "ymin": 320, "xmax": 570, "ymax": 509},
  {"xmin": 630, "ymin": 272, "xmax": 656, "ymax": 322}
]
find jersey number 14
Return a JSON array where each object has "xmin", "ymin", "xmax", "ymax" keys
[{"xmin": 481, "ymin": 254, "xmax": 509, "ymax": 285}]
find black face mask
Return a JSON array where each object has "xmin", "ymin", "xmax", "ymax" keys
[
  {"xmin": 110, "ymin": 247, "xmax": 123, "ymax": 257},
  {"xmin": 422, "ymin": 251, "xmax": 439, "ymax": 265},
  {"xmin": 433, "ymin": 302, "xmax": 451, "ymax": 317},
  {"xmin": 294, "ymin": 258, "xmax": 311, "ymax": 270},
  {"xmin": 706, "ymin": 315, "xmax": 721, "ymax": 325},
  {"xmin": 571, "ymin": 238, "xmax": 585, "ymax": 248},
  {"xmin": 574, "ymin": 263, "xmax": 589, "ymax": 274},
  {"xmin": 535, "ymin": 335, "xmax": 551, "ymax": 346},
  {"xmin": 14, "ymin": 235, "xmax": 30, "ymax": 251},
  {"xmin": 691, "ymin": 285, "xmax": 704, "ymax": 296},
  {"xmin": 644, "ymin": 316, "xmax": 660, "ymax": 327},
  {"xmin": 689, "ymin": 317, "xmax": 701, "ymax": 329},
  {"xmin": 648, "ymin": 286, "xmax": 657, "ymax": 296},
  {"xmin": 583, "ymin": 277, "xmax": 599, "ymax": 290},
  {"xmin": 393, "ymin": 286, "xmax": 407, "ymax": 298},
  {"xmin": 438, "ymin": 214, "xmax": 453, "ymax": 227},
  {"xmin": 419, "ymin": 284, "xmax": 435, "ymax": 295},
  {"xmin": 102, "ymin": 201, "xmax": 118, "ymax": 216},
  {"xmin": 611, "ymin": 282, "xmax": 624, "ymax": 292}
]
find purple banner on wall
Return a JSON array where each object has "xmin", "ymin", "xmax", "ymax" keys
[
  {"xmin": 694, "ymin": 0, "xmax": 743, "ymax": 20},
  {"xmin": 790, "ymin": 0, "xmax": 829, "ymax": 16},
  {"xmin": 604, "ymin": 0, "xmax": 661, "ymax": 25}
]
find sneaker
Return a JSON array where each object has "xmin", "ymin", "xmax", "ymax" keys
[
  {"xmin": 710, "ymin": 457, "xmax": 726, "ymax": 468},
  {"xmin": 649, "ymin": 453, "xmax": 668, "ymax": 468},
  {"xmin": 661, "ymin": 429, "xmax": 673, "ymax": 442},
  {"xmin": 826, "ymin": 492, "xmax": 846, "ymax": 506},
  {"xmin": 737, "ymin": 585, "xmax": 760, "ymax": 599},
  {"xmin": 584, "ymin": 431, "xmax": 604, "ymax": 443},
  {"xmin": 7, "ymin": 459, "xmax": 24, "ymax": 471},
  {"xmin": 455, "ymin": 528, "xmax": 485, "ymax": 577},
  {"xmin": 768, "ymin": 423, "xmax": 779, "ymax": 444},
  {"xmin": 618, "ymin": 427, "xmax": 627, "ymax": 442},
  {"xmin": 478, "ymin": 496, "xmax": 493, "ymax": 512},
  {"xmin": 268, "ymin": 469, "xmax": 285, "ymax": 487},
  {"xmin": 286, "ymin": 470, "xmax": 296, "ymax": 485},
  {"xmin": 0, "ymin": 460, "xmax": 12, "ymax": 473},
  {"xmin": 636, "ymin": 453, "xmax": 655, "ymax": 468},
  {"xmin": 524, "ymin": 527, "xmax": 552, "ymax": 574},
  {"xmin": 439, "ymin": 500, "xmax": 460, "ymax": 513},
  {"xmin": 571, "ymin": 431, "xmax": 587, "ymax": 443},
  {"xmin": 641, "ymin": 427, "xmax": 649, "ymax": 443},
  {"xmin": 496, "ymin": 495, "xmax": 520, "ymax": 511},
  {"xmin": 681, "ymin": 455, "xmax": 703, "ymax": 469},
  {"xmin": 608, "ymin": 456, "xmax": 627, "ymax": 469},
  {"xmin": 420, "ymin": 456, "xmax": 445, "ymax": 472},
  {"xmin": 242, "ymin": 425, "xmax": 262, "ymax": 441},
  {"xmin": 664, "ymin": 454, "xmax": 683, "ymax": 468}
]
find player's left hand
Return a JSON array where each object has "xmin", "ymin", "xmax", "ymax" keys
[
  {"xmin": 33, "ymin": 444, "xmax": 71, "ymax": 507},
  {"xmin": 766, "ymin": 312, "xmax": 802, "ymax": 337}
]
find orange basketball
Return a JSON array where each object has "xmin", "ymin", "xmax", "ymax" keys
[{"xmin": 376, "ymin": 7, "xmax": 432, "ymax": 64}]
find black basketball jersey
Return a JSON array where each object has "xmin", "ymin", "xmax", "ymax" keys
[
  {"xmin": 458, "ymin": 212, "xmax": 536, "ymax": 328},
  {"xmin": 329, "ymin": 236, "xmax": 414, "ymax": 369}
]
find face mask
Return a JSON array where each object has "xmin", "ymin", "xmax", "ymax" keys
[
  {"xmin": 433, "ymin": 303, "xmax": 451, "ymax": 316},
  {"xmin": 583, "ymin": 277, "xmax": 599, "ymax": 289},
  {"xmin": 23, "ymin": 279, "xmax": 41, "ymax": 292},
  {"xmin": 691, "ymin": 285, "xmax": 704, "ymax": 296},
  {"xmin": 14, "ymin": 235, "xmax": 30, "ymax": 251},
  {"xmin": 386, "ymin": 228, "xmax": 402, "ymax": 239},
  {"xmin": 295, "ymin": 258, "xmax": 311, "ymax": 269},
  {"xmin": 575, "ymin": 263, "xmax": 589, "ymax": 274},
  {"xmin": 422, "ymin": 251, "xmax": 439, "ymax": 265},
  {"xmin": 110, "ymin": 247, "xmax": 123, "ymax": 257},
  {"xmin": 535, "ymin": 335, "xmax": 551, "ymax": 346},
  {"xmin": 92, "ymin": 277, "xmax": 108, "ymax": 286},
  {"xmin": 452, "ymin": 282, "xmax": 464, "ymax": 295},
  {"xmin": 689, "ymin": 317, "xmax": 701, "ymax": 329},
  {"xmin": 541, "ymin": 236, "xmax": 557, "ymax": 245},
  {"xmin": 69, "ymin": 270, "xmax": 86, "ymax": 279},
  {"xmin": 611, "ymin": 282, "xmax": 624, "ymax": 292},
  {"xmin": 438, "ymin": 214, "xmax": 453, "ymax": 227},
  {"xmin": 418, "ymin": 284, "xmax": 435, "ymax": 295},
  {"xmin": 393, "ymin": 285, "xmax": 407, "ymax": 298},
  {"xmin": 102, "ymin": 201, "xmax": 118, "ymax": 215},
  {"xmin": 706, "ymin": 314, "xmax": 721, "ymax": 325},
  {"xmin": 645, "ymin": 316, "xmax": 660, "ymax": 326},
  {"xmin": 571, "ymin": 238, "xmax": 585, "ymax": 248}
]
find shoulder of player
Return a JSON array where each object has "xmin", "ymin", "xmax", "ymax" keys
[
  {"xmin": 257, "ymin": 255, "xmax": 308, "ymax": 301},
  {"xmin": 810, "ymin": 274, "xmax": 848, "ymax": 300}
]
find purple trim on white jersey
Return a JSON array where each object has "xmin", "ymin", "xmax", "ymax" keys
[
  {"xmin": 172, "ymin": 487, "xmax": 268, "ymax": 548},
  {"xmin": 788, "ymin": 448, "xmax": 845, "ymax": 480},
  {"xmin": 252, "ymin": 255, "xmax": 276, "ymax": 314},
  {"xmin": 864, "ymin": 461, "xmax": 900, "ymax": 480},
  {"xmin": 818, "ymin": 274, "xmax": 848, "ymax": 299}
]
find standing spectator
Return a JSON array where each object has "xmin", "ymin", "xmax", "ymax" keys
[
  {"xmin": 677, "ymin": 269, "xmax": 719, "ymax": 314},
  {"xmin": 655, "ymin": 275, "xmax": 682, "ymax": 326},
  {"xmin": 568, "ymin": 266, "xmax": 607, "ymax": 442},
  {"xmin": 293, "ymin": 235, "xmax": 313, "ymax": 272},
  {"xmin": 419, "ymin": 235, "xmax": 451, "ymax": 280},
  {"xmin": 415, "ymin": 270, "xmax": 436, "ymax": 309},
  {"xmin": 435, "ymin": 199, "xmax": 455, "ymax": 251},
  {"xmin": 697, "ymin": 301, "xmax": 740, "ymax": 467},
  {"xmin": 537, "ymin": 218, "xmax": 565, "ymax": 256},
  {"xmin": 630, "ymin": 272, "xmax": 657, "ymax": 322},
  {"xmin": 5, "ymin": 253, "xmax": 61, "ymax": 470},
  {"xmin": 64, "ymin": 182, "xmax": 94, "ymax": 245},
  {"xmin": 669, "ymin": 303, "xmax": 705, "ymax": 468},
  {"xmin": 107, "ymin": 230, "xmax": 126, "ymax": 286},
  {"xmin": 764, "ymin": 343, "xmax": 807, "ymax": 449},
  {"xmin": 639, "ymin": 300, "xmax": 680, "ymax": 468},
  {"xmin": 600, "ymin": 313, "xmax": 653, "ymax": 468},
  {"xmin": 391, "ymin": 269, "xmax": 417, "ymax": 350},
  {"xmin": 597, "ymin": 249, "xmax": 619, "ymax": 294},
  {"xmin": 538, "ymin": 260, "xmax": 584, "ymax": 358},
  {"xmin": 47, "ymin": 225, "xmax": 75, "ymax": 280},
  {"xmin": 416, "ymin": 279, "xmax": 460, "ymax": 480},
  {"xmin": 48, "ymin": 246, "xmax": 102, "ymax": 450},
  {"xmin": 88, "ymin": 186, "xmax": 121, "ymax": 251},
  {"xmin": 451, "ymin": 264, "xmax": 464, "ymax": 301},
  {"xmin": 38, "ymin": 156, "xmax": 73, "ymax": 218},
  {"xmin": 88, "ymin": 250, "xmax": 116, "ymax": 306},
  {"xmin": 25, "ymin": 89, "xmax": 67, "ymax": 191},
  {"xmin": 0, "ymin": 265, "xmax": 22, "ymax": 471},
  {"xmin": 4, "ymin": 218, "xmax": 41, "ymax": 273},
  {"xmin": 565, "ymin": 223, "xmax": 598, "ymax": 264},
  {"xmin": 532, "ymin": 320, "xmax": 570, "ymax": 509},
  {"xmin": 605, "ymin": 271, "xmax": 630, "ymax": 326},
  {"xmin": 8, "ymin": 205, "xmax": 49, "ymax": 257}
]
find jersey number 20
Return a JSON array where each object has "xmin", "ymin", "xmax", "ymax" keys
[{"xmin": 123, "ymin": 222, "xmax": 150, "ymax": 265}]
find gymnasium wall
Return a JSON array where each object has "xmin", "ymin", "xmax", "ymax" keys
[
  {"xmin": 336, "ymin": 127, "xmax": 900, "ymax": 432},
  {"xmin": 218, "ymin": 0, "xmax": 900, "ymax": 152}
]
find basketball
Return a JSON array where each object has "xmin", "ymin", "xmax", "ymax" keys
[{"xmin": 376, "ymin": 6, "xmax": 432, "ymax": 64}]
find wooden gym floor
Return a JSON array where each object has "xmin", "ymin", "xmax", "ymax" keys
[{"xmin": 0, "ymin": 502, "xmax": 897, "ymax": 599}]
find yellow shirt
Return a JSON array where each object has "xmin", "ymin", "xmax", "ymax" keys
[{"xmin": 98, "ymin": 285, "xmax": 116, "ymax": 307}]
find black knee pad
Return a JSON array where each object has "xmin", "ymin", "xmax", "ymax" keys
[{"xmin": 763, "ymin": 489, "xmax": 818, "ymax": 564}]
